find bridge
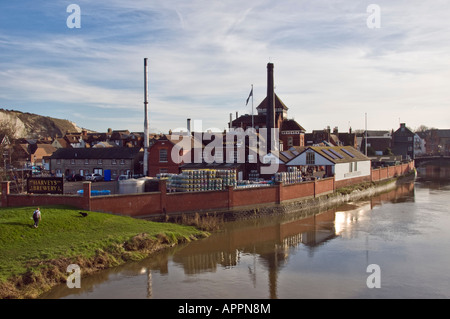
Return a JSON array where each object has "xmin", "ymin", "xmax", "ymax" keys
[{"xmin": 414, "ymin": 156, "xmax": 450, "ymax": 167}]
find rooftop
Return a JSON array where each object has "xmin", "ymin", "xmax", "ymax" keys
[{"xmin": 50, "ymin": 147, "xmax": 142, "ymax": 159}]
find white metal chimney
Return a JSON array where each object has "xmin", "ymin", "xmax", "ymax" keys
[{"xmin": 143, "ymin": 58, "xmax": 149, "ymax": 176}]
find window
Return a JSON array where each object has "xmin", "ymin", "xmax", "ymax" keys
[
  {"xmin": 349, "ymin": 162, "xmax": 353, "ymax": 172},
  {"xmin": 160, "ymin": 168, "xmax": 168, "ymax": 174},
  {"xmin": 354, "ymin": 161, "xmax": 358, "ymax": 171},
  {"xmin": 341, "ymin": 148, "xmax": 355, "ymax": 158},
  {"xmin": 71, "ymin": 159, "xmax": 75, "ymax": 165},
  {"xmin": 120, "ymin": 159, "xmax": 125, "ymax": 165},
  {"xmin": 288, "ymin": 137, "xmax": 293, "ymax": 147},
  {"xmin": 323, "ymin": 149, "xmax": 337, "ymax": 159},
  {"xmin": 306, "ymin": 152, "xmax": 315, "ymax": 165},
  {"xmin": 85, "ymin": 159, "xmax": 89, "ymax": 165},
  {"xmin": 112, "ymin": 159, "xmax": 117, "ymax": 165},
  {"xmin": 98, "ymin": 159, "xmax": 102, "ymax": 164},
  {"xmin": 159, "ymin": 149, "xmax": 168, "ymax": 162},
  {"xmin": 56, "ymin": 159, "xmax": 61, "ymax": 164}
]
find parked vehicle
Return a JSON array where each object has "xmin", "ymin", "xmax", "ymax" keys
[
  {"xmin": 86, "ymin": 173, "xmax": 104, "ymax": 182},
  {"xmin": 66, "ymin": 174, "xmax": 84, "ymax": 182},
  {"xmin": 117, "ymin": 175, "xmax": 129, "ymax": 181}
]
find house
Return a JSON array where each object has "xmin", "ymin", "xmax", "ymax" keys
[
  {"xmin": 109, "ymin": 130, "xmax": 130, "ymax": 147},
  {"xmin": 64, "ymin": 131, "xmax": 86, "ymax": 148},
  {"xmin": 11, "ymin": 143, "xmax": 30, "ymax": 168},
  {"xmin": 10, "ymin": 138, "xmax": 52, "ymax": 169},
  {"xmin": 126, "ymin": 132, "xmax": 144, "ymax": 148},
  {"xmin": 51, "ymin": 137, "xmax": 71, "ymax": 149},
  {"xmin": 30, "ymin": 144, "xmax": 57, "ymax": 168},
  {"xmin": 148, "ymin": 131, "xmax": 266, "ymax": 180},
  {"xmin": 305, "ymin": 127, "xmax": 339, "ymax": 147},
  {"xmin": 147, "ymin": 134, "xmax": 198, "ymax": 177},
  {"xmin": 85, "ymin": 132, "xmax": 108, "ymax": 148},
  {"xmin": 280, "ymin": 119, "xmax": 306, "ymax": 149},
  {"xmin": 285, "ymin": 146, "xmax": 371, "ymax": 187},
  {"xmin": 304, "ymin": 127, "xmax": 357, "ymax": 148},
  {"xmin": 392, "ymin": 123, "xmax": 415, "ymax": 159},
  {"xmin": 414, "ymin": 134, "xmax": 426, "ymax": 157},
  {"xmin": 337, "ymin": 128, "xmax": 358, "ymax": 149},
  {"xmin": 49, "ymin": 147, "xmax": 143, "ymax": 180},
  {"xmin": 359, "ymin": 130, "xmax": 392, "ymax": 156},
  {"xmin": 424, "ymin": 129, "xmax": 450, "ymax": 156}
]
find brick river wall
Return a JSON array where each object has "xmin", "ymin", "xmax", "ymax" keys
[{"xmin": 1, "ymin": 162, "xmax": 415, "ymax": 218}]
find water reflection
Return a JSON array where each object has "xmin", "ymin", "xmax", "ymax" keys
[
  {"xmin": 41, "ymin": 179, "xmax": 417, "ymax": 299},
  {"xmin": 168, "ymin": 182, "xmax": 415, "ymax": 299},
  {"xmin": 41, "ymin": 164, "xmax": 450, "ymax": 299},
  {"xmin": 417, "ymin": 164, "xmax": 450, "ymax": 183}
]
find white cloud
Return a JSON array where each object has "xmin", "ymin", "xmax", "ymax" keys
[{"xmin": 1, "ymin": 1, "xmax": 449, "ymax": 132}]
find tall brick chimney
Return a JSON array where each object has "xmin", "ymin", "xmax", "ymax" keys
[{"xmin": 266, "ymin": 62, "xmax": 275, "ymax": 152}]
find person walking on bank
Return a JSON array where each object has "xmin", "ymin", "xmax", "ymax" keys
[{"xmin": 33, "ymin": 207, "xmax": 41, "ymax": 228}]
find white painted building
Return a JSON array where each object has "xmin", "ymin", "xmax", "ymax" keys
[{"xmin": 285, "ymin": 146, "xmax": 371, "ymax": 183}]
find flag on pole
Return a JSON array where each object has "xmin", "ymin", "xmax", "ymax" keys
[{"xmin": 246, "ymin": 87, "xmax": 253, "ymax": 105}]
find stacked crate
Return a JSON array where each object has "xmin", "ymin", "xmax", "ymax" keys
[
  {"xmin": 168, "ymin": 169, "xmax": 236, "ymax": 192},
  {"xmin": 215, "ymin": 169, "xmax": 237, "ymax": 188},
  {"xmin": 274, "ymin": 167, "xmax": 303, "ymax": 184}
]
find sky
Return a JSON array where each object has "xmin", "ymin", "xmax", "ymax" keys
[{"xmin": 0, "ymin": 0, "xmax": 449, "ymax": 134}]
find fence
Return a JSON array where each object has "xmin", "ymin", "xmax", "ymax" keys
[
  {"xmin": 371, "ymin": 161, "xmax": 415, "ymax": 182},
  {"xmin": 1, "ymin": 162, "xmax": 415, "ymax": 218}
]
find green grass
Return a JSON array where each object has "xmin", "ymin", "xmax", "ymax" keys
[{"xmin": 0, "ymin": 205, "xmax": 206, "ymax": 285}]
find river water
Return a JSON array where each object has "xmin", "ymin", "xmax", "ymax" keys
[{"xmin": 42, "ymin": 166, "xmax": 450, "ymax": 299}]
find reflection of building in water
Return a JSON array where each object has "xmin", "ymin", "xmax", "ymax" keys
[
  {"xmin": 417, "ymin": 165, "xmax": 450, "ymax": 181},
  {"xmin": 171, "ymin": 181, "xmax": 415, "ymax": 298},
  {"xmin": 181, "ymin": 251, "xmax": 239, "ymax": 275},
  {"xmin": 172, "ymin": 208, "xmax": 338, "ymax": 298}
]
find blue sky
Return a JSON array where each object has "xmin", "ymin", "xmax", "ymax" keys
[{"xmin": 1, "ymin": 0, "xmax": 449, "ymax": 134}]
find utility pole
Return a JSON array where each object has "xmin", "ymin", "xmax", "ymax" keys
[{"xmin": 365, "ymin": 113, "xmax": 368, "ymax": 156}]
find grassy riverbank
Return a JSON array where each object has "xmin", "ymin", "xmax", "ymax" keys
[{"xmin": 0, "ymin": 205, "xmax": 208, "ymax": 299}]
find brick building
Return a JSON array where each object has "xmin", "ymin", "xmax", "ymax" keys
[
  {"xmin": 49, "ymin": 147, "xmax": 143, "ymax": 180},
  {"xmin": 392, "ymin": 123, "xmax": 415, "ymax": 159},
  {"xmin": 230, "ymin": 94, "xmax": 306, "ymax": 151},
  {"xmin": 147, "ymin": 134, "xmax": 199, "ymax": 177}
]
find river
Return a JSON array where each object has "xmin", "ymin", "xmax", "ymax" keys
[{"xmin": 41, "ymin": 165, "xmax": 450, "ymax": 299}]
